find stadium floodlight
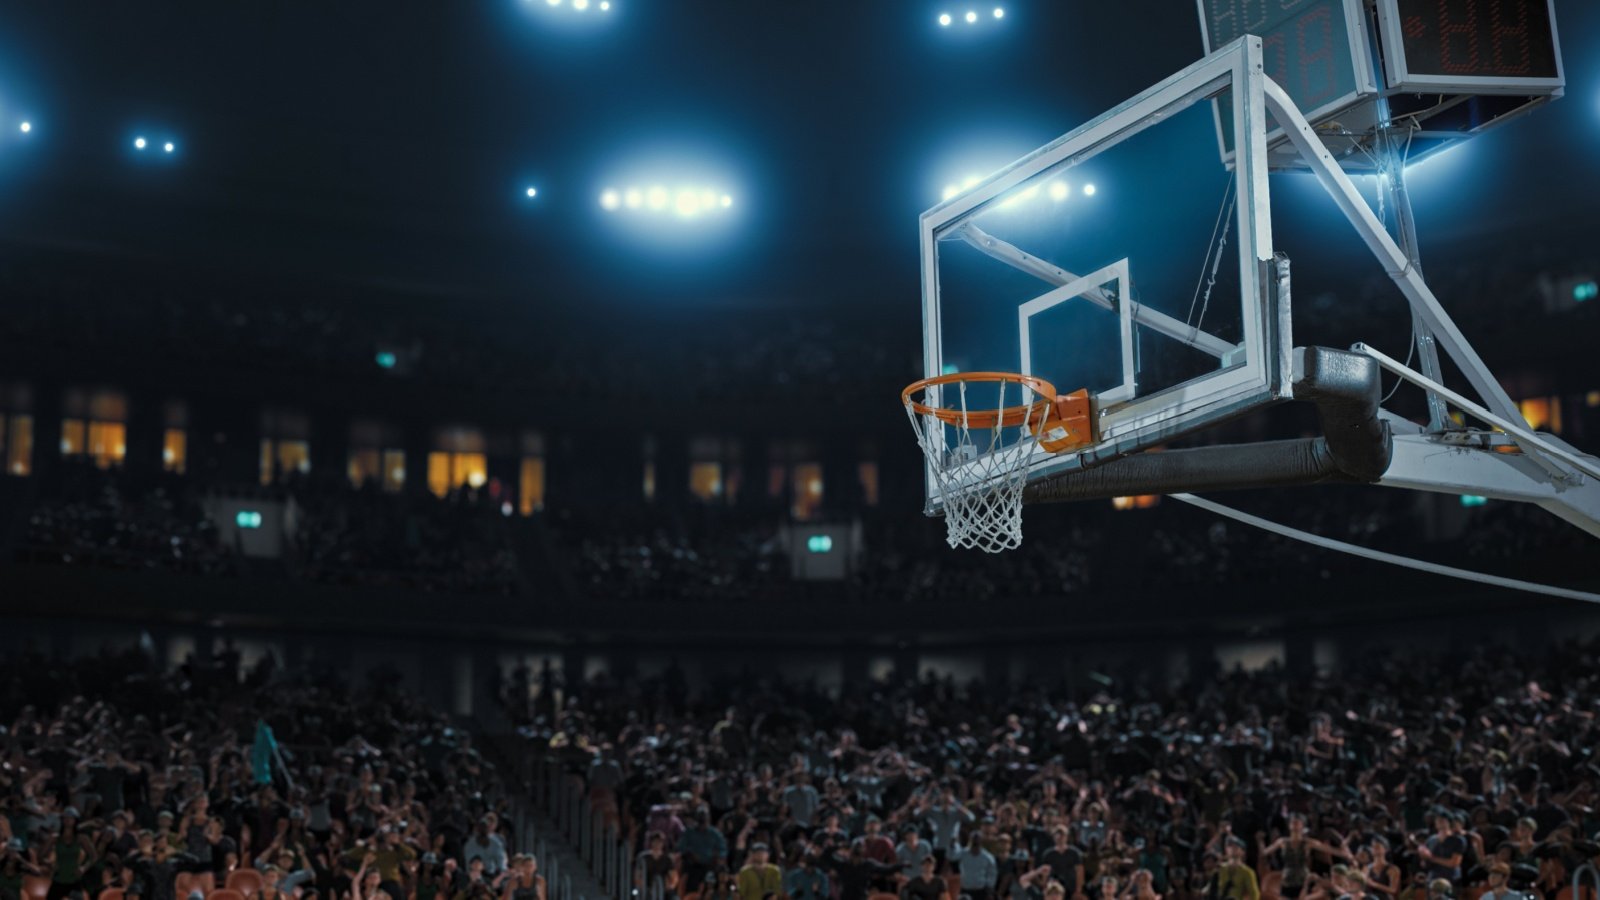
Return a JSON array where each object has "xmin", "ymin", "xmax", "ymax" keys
[
  {"xmin": 164, "ymin": 141, "xmax": 175, "ymax": 153},
  {"xmin": 1082, "ymin": 183, "xmax": 1096, "ymax": 196},
  {"xmin": 600, "ymin": 0, "xmax": 610, "ymax": 9},
  {"xmin": 18, "ymin": 121, "xmax": 30, "ymax": 134},
  {"xmin": 526, "ymin": 186, "xmax": 538, "ymax": 199},
  {"xmin": 938, "ymin": 13, "xmax": 952, "ymax": 26},
  {"xmin": 675, "ymin": 189, "xmax": 701, "ymax": 217},
  {"xmin": 607, "ymin": 184, "xmax": 735, "ymax": 217},
  {"xmin": 134, "ymin": 137, "xmax": 147, "ymax": 150},
  {"xmin": 993, "ymin": 7, "xmax": 1004, "ymax": 18},
  {"xmin": 965, "ymin": 11, "xmax": 977, "ymax": 23}
]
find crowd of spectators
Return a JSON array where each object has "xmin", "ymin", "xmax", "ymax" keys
[
  {"xmin": 556, "ymin": 507, "xmax": 790, "ymax": 604},
  {"xmin": 16, "ymin": 466, "xmax": 236, "ymax": 577},
  {"xmin": 545, "ymin": 485, "xmax": 1588, "ymax": 605},
  {"xmin": 521, "ymin": 641, "xmax": 1600, "ymax": 900},
  {"xmin": 0, "ymin": 252, "xmax": 911, "ymax": 406},
  {"xmin": 292, "ymin": 483, "xmax": 519, "ymax": 595},
  {"xmin": 12, "ymin": 468, "xmax": 520, "ymax": 595},
  {"xmin": 0, "ymin": 646, "xmax": 531, "ymax": 900}
]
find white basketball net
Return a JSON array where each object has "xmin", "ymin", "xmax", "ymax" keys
[{"xmin": 903, "ymin": 378, "xmax": 1052, "ymax": 554}]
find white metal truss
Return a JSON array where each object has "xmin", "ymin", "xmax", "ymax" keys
[{"xmin": 1262, "ymin": 75, "xmax": 1600, "ymax": 540}]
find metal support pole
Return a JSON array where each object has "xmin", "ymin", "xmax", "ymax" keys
[{"xmin": 1378, "ymin": 119, "xmax": 1450, "ymax": 433}]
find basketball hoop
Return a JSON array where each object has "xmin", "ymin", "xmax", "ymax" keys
[{"xmin": 902, "ymin": 372, "xmax": 1094, "ymax": 553}]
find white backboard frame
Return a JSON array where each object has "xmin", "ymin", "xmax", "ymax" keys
[
  {"xmin": 1018, "ymin": 259, "xmax": 1137, "ymax": 407},
  {"xmin": 918, "ymin": 37, "xmax": 1290, "ymax": 514}
]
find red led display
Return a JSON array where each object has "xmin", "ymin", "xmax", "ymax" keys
[{"xmin": 1392, "ymin": 0, "xmax": 1559, "ymax": 80}]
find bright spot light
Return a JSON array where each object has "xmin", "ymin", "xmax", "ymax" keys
[
  {"xmin": 675, "ymin": 189, "xmax": 701, "ymax": 217},
  {"xmin": 600, "ymin": 0, "xmax": 610, "ymax": 8},
  {"xmin": 1083, "ymin": 183, "xmax": 1097, "ymax": 196},
  {"xmin": 720, "ymin": 194, "xmax": 733, "ymax": 208},
  {"xmin": 699, "ymin": 189, "xmax": 717, "ymax": 209},
  {"xmin": 624, "ymin": 188, "xmax": 642, "ymax": 209},
  {"xmin": 646, "ymin": 186, "xmax": 669, "ymax": 210},
  {"xmin": 18, "ymin": 121, "xmax": 30, "ymax": 134},
  {"xmin": 942, "ymin": 184, "xmax": 960, "ymax": 201},
  {"xmin": 993, "ymin": 6, "xmax": 1004, "ymax": 17},
  {"xmin": 963, "ymin": 175, "xmax": 981, "ymax": 189},
  {"xmin": 526, "ymin": 186, "xmax": 538, "ymax": 199},
  {"xmin": 134, "ymin": 137, "xmax": 147, "ymax": 150},
  {"xmin": 574, "ymin": 0, "xmax": 589, "ymax": 7},
  {"xmin": 965, "ymin": 10, "xmax": 977, "ymax": 23},
  {"xmin": 1049, "ymin": 180, "xmax": 1070, "ymax": 201},
  {"xmin": 164, "ymin": 141, "xmax": 175, "ymax": 153},
  {"xmin": 546, "ymin": 0, "xmax": 561, "ymax": 5},
  {"xmin": 938, "ymin": 12, "xmax": 952, "ymax": 25},
  {"xmin": 600, "ymin": 189, "xmax": 620, "ymax": 210}
]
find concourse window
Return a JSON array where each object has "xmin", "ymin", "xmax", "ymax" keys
[
  {"xmin": 427, "ymin": 426, "xmax": 489, "ymax": 498},
  {"xmin": 858, "ymin": 461, "xmax": 880, "ymax": 507},
  {"xmin": 5, "ymin": 414, "xmax": 32, "ymax": 476},
  {"xmin": 688, "ymin": 436, "xmax": 740, "ymax": 504},
  {"xmin": 260, "ymin": 410, "xmax": 312, "ymax": 485},
  {"xmin": 163, "ymin": 429, "xmax": 188, "ymax": 474},
  {"xmin": 348, "ymin": 420, "xmax": 405, "ymax": 491},
  {"xmin": 61, "ymin": 389, "xmax": 128, "ymax": 469}
]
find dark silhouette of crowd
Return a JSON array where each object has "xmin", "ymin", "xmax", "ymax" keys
[
  {"xmin": 12, "ymin": 467, "xmax": 519, "ymax": 595},
  {"xmin": 0, "ymin": 647, "xmax": 532, "ymax": 900},
  {"xmin": 516, "ymin": 641, "xmax": 1600, "ymax": 900}
]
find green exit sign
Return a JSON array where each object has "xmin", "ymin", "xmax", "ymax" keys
[
  {"xmin": 806, "ymin": 535, "xmax": 833, "ymax": 553},
  {"xmin": 1575, "ymin": 282, "xmax": 1597, "ymax": 303},
  {"xmin": 235, "ymin": 510, "xmax": 264, "ymax": 529},
  {"xmin": 1459, "ymin": 495, "xmax": 1487, "ymax": 508}
]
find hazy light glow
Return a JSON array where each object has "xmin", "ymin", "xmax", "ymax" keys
[
  {"xmin": 604, "ymin": 183, "xmax": 736, "ymax": 219},
  {"xmin": 600, "ymin": 1, "xmax": 610, "ymax": 8},
  {"xmin": 526, "ymin": 186, "xmax": 539, "ymax": 198},
  {"xmin": 965, "ymin": 10, "xmax": 977, "ymax": 23},
  {"xmin": 164, "ymin": 141, "xmax": 175, "ymax": 153},
  {"xmin": 993, "ymin": 7, "xmax": 1004, "ymax": 17},
  {"xmin": 574, "ymin": 0, "xmax": 588, "ymax": 8},
  {"xmin": 938, "ymin": 12, "xmax": 952, "ymax": 26},
  {"xmin": 1083, "ymin": 183, "xmax": 1097, "ymax": 196},
  {"xmin": 18, "ymin": 121, "xmax": 30, "ymax": 134},
  {"xmin": 1048, "ymin": 180, "xmax": 1070, "ymax": 201},
  {"xmin": 134, "ymin": 137, "xmax": 147, "ymax": 150}
]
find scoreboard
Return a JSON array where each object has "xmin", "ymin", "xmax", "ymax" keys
[
  {"xmin": 1198, "ymin": 0, "xmax": 1376, "ymax": 159},
  {"xmin": 1197, "ymin": 0, "xmax": 1564, "ymax": 169},
  {"xmin": 1377, "ymin": 0, "xmax": 1563, "ymax": 92}
]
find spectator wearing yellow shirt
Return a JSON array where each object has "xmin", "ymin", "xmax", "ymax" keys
[
  {"xmin": 736, "ymin": 843, "xmax": 782, "ymax": 900},
  {"xmin": 1211, "ymin": 839, "xmax": 1259, "ymax": 900}
]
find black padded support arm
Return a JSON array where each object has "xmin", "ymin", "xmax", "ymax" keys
[{"xmin": 1023, "ymin": 346, "xmax": 1391, "ymax": 504}]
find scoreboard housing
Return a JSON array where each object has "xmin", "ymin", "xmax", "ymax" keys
[{"xmin": 1197, "ymin": 0, "xmax": 1564, "ymax": 170}]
